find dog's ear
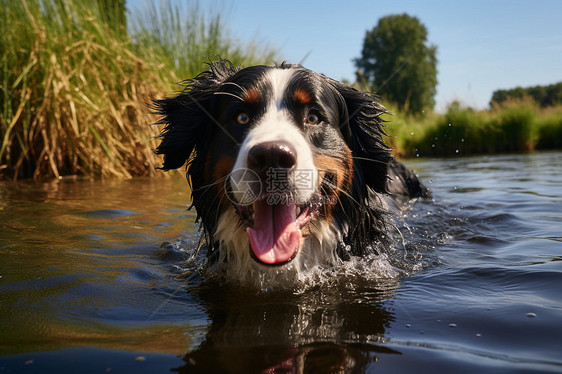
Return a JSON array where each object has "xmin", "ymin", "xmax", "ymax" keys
[
  {"xmin": 153, "ymin": 60, "xmax": 240, "ymax": 170},
  {"xmin": 333, "ymin": 82, "xmax": 392, "ymax": 193}
]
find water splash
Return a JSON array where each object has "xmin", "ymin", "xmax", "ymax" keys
[{"xmin": 164, "ymin": 205, "xmax": 439, "ymax": 292}]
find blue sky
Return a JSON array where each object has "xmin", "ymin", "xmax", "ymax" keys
[{"xmin": 128, "ymin": 0, "xmax": 562, "ymax": 111}]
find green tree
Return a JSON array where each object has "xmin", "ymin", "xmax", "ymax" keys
[
  {"xmin": 355, "ymin": 14, "xmax": 438, "ymax": 115},
  {"xmin": 490, "ymin": 82, "xmax": 562, "ymax": 107}
]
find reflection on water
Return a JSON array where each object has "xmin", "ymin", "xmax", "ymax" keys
[
  {"xmin": 177, "ymin": 279, "xmax": 399, "ymax": 372},
  {"xmin": 1, "ymin": 152, "xmax": 562, "ymax": 373}
]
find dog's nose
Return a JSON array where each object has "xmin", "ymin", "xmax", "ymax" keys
[{"xmin": 247, "ymin": 141, "xmax": 296, "ymax": 174}]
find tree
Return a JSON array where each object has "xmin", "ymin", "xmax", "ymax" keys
[
  {"xmin": 355, "ymin": 14, "xmax": 438, "ymax": 115},
  {"xmin": 490, "ymin": 82, "xmax": 562, "ymax": 107}
]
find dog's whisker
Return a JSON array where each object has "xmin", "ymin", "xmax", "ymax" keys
[
  {"xmin": 220, "ymin": 81, "xmax": 245, "ymax": 91},
  {"xmin": 322, "ymin": 180, "xmax": 361, "ymax": 209},
  {"xmin": 213, "ymin": 91, "xmax": 244, "ymax": 101},
  {"xmin": 317, "ymin": 181, "xmax": 357, "ymax": 224},
  {"xmin": 198, "ymin": 187, "xmax": 229, "ymax": 230},
  {"xmin": 193, "ymin": 175, "xmax": 229, "ymax": 191},
  {"xmin": 351, "ymin": 156, "xmax": 389, "ymax": 165}
]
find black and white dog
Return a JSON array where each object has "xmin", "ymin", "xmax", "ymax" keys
[{"xmin": 155, "ymin": 60, "xmax": 428, "ymax": 281}]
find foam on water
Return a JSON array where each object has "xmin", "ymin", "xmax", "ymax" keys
[{"xmin": 165, "ymin": 210, "xmax": 435, "ymax": 292}]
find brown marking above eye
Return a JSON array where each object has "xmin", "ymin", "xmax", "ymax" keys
[
  {"xmin": 242, "ymin": 88, "xmax": 260, "ymax": 103},
  {"xmin": 294, "ymin": 89, "xmax": 312, "ymax": 104}
]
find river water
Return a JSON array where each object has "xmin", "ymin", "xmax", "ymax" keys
[{"xmin": 1, "ymin": 151, "xmax": 561, "ymax": 373}]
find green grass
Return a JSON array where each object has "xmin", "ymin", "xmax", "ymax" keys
[
  {"xmin": 385, "ymin": 100, "xmax": 562, "ymax": 158},
  {"xmin": 535, "ymin": 106, "xmax": 562, "ymax": 149},
  {"xmin": 0, "ymin": 0, "xmax": 277, "ymax": 180},
  {"xmin": 129, "ymin": 1, "xmax": 276, "ymax": 83}
]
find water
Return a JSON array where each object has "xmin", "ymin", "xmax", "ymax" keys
[{"xmin": 1, "ymin": 152, "xmax": 561, "ymax": 373}]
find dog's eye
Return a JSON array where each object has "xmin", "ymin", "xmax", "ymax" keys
[
  {"xmin": 306, "ymin": 113, "xmax": 320, "ymax": 125},
  {"xmin": 236, "ymin": 113, "xmax": 250, "ymax": 125}
]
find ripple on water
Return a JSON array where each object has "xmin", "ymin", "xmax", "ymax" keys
[{"xmin": 78, "ymin": 209, "xmax": 137, "ymax": 218}]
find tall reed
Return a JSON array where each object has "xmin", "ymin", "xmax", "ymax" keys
[
  {"xmin": 532, "ymin": 105, "xmax": 562, "ymax": 150},
  {"xmin": 129, "ymin": 1, "xmax": 277, "ymax": 83},
  {"xmin": 0, "ymin": 0, "xmax": 276, "ymax": 180}
]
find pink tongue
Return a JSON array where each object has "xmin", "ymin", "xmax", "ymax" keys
[{"xmin": 247, "ymin": 199, "xmax": 302, "ymax": 264}]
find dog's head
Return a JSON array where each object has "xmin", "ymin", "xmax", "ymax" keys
[{"xmin": 155, "ymin": 60, "xmax": 392, "ymax": 269}]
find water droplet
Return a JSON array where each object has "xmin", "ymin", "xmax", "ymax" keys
[
  {"xmin": 475, "ymin": 333, "xmax": 482, "ymax": 337},
  {"xmin": 461, "ymin": 138, "xmax": 465, "ymax": 142},
  {"xmin": 416, "ymin": 154, "xmax": 420, "ymax": 157},
  {"xmin": 431, "ymin": 144, "xmax": 435, "ymax": 148},
  {"xmin": 448, "ymin": 123, "xmax": 452, "ymax": 127},
  {"xmin": 455, "ymin": 149, "xmax": 459, "ymax": 154},
  {"xmin": 405, "ymin": 324, "xmax": 412, "ymax": 328},
  {"xmin": 527, "ymin": 312, "xmax": 536, "ymax": 318},
  {"xmin": 448, "ymin": 323, "xmax": 457, "ymax": 328},
  {"xmin": 411, "ymin": 132, "xmax": 414, "ymax": 135}
]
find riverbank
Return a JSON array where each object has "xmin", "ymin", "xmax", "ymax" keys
[{"xmin": 385, "ymin": 100, "xmax": 562, "ymax": 158}]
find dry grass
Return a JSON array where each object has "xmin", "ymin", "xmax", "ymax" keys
[{"xmin": 1, "ymin": 0, "xmax": 277, "ymax": 180}]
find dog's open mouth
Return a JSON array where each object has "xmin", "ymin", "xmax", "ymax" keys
[{"xmin": 235, "ymin": 196, "xmax": 320, "ymax": 265}]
